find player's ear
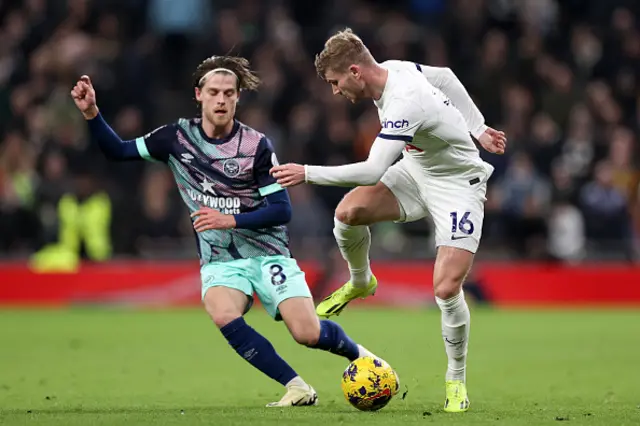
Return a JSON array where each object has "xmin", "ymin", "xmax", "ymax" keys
[
  {"xmin": 194, "ymin": 87, "xmax": 202, "ymax": 102},
  {"xmin": 349, "ymin": 64, "xmax": 361, "ymax": 78}
]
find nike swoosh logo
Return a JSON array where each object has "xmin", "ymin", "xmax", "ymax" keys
[
  {"xmin": 292, "ymin": 394, "xmax": 317, "ymax": 406},
  {"xmin": 292, "ymin": 397, "xmax": 305, "ymax": 406},
  {"xmin": 451, "ymin": 235, "xmax": 470, "ymax": 240},
  {"xmin": 445, "ymin": 338, "xmax": 464, "ymax": 345}
]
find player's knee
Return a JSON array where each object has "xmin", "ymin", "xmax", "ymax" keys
[
  {"xmin": 434, "ymin": 283, "xmax": 462, "ymax": 300},
  {"xmin": 210, "ymin": 311, "xmax": 242, "ymax": 329},
  {"xmin": 335, "ymin": 204, "xmax": 368, "ymax": 226},
  {"xmin": 289, "ymin": 320, "xmax": 321, "ymax": 347},
  {"xmin": 433, "ymin": 275, "xmax": 465, "ymax": 300},
  {"xmin": 205, "ymin": 304, "xmax": 243, "ymax": 329}
]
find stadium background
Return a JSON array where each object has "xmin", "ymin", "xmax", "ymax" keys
[
  {"xmin": 1, "ymin": 1, "xmax": 640, "ymax": 424},
  {"xmin": 1, "ymin": 0, "xmax": 640, "ymax": 306}
]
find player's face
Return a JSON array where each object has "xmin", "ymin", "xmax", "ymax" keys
[
  {"xmin": 196, "ymin": 73, "xmax": 239, "ymax": 129},
  {"xmin": 324, "ymin": 67, "xmax": 365, "ymax": 103}
]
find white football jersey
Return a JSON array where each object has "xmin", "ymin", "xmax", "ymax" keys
[{"xmin": 375, "ymin": 60, "xmax": 493, "ymax": 180}]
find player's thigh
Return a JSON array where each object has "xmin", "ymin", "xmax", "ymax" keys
[
  {"xmin": 201, "ymin": 261, "xmax": 253, "ymax": 328},
  {"xmin": 251, "ymin": 255, "xmax": 312, "ymax": 320},
  {"xmin": 425, "ymin": 180, "xmax": 486, "ymax": 299},
  {"xmin": 377, "ymin": 159, "xmax": 430, "ymax": 224},
  {"xmin": 425, "ymin": 179, "xmax": 487, "ymax": 256},
  {"xmin": 335, "ymin": 183, "xmax": 401, "ymax": 226}
]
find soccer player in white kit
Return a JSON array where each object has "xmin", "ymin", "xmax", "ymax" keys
[{"xmin": 271, "ymin": 28, "xmax": 506, "ymax": 412}]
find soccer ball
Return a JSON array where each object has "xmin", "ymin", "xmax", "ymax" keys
[{"xmin": 341, "ymin": 356, "xmax": 400, "ymax": 411}]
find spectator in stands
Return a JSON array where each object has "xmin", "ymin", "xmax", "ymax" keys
[
  {"xmin": 494, "ymin": 152, "xmax": 551, "ymax": 257},
  {"xmin": 0, "ymin": 130, "xmax": 38, "ymax": 252},
  {"xmin": 0, "ymin": 0, "xmax": 638, "ymax": 262},
  {"xmin": 580, "ymin": 160, "xmax": 634, "ymax": 259}
]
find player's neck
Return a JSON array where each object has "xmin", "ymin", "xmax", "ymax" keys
[
  {"xmin": 202, "ymin": 118, "xmax": 235, "ymax": 139},
  {"xmin": 367, "ymin": 64, "xmax": 389, "ymax": 101}
]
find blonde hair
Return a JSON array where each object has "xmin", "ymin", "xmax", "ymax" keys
[{"xmin": 314, "ymin": 28, "xmax": 374, "ymax": 79}]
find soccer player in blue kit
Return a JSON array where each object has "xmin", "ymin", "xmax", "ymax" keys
[{"xmin": 70, "ymin": 55, "xmax": 385, "ymax": 407}]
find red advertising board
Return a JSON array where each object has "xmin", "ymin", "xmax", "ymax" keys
[{"xmin": 0, "ymin": 261, "xmax": 639, "ymax": 307}]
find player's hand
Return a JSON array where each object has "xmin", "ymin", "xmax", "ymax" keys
[
  {"xmin": 191, "ymin": 208, "xmax": 236, "ymax": 232},
  {"xmin": 70, "ymin": 75, "xmax": 99, "ymax": 120},
  {"xmin": 478, "ymin": 127, "xmax": 506, "ymax": 155},
  {"xmin": 270, "ymin": 163, "xmax": 305, "ymax": 187}
]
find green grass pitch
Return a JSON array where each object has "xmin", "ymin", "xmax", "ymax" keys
[{"xmin": 0, "ymin": 307, "xmax": 638, "ymax": 425}]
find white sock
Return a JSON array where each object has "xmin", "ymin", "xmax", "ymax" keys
[
  {"xmin": 285, "ymin": 376, "xmax": 307, "ymax": 389},
  {"xmin": 333, "ymin": 217, "xmax": 372, "ymax": 288},
  {"xmin": 435, "ymin": 291, "xmax": 470, "ymax": 382},
  {"xmin": 357, "ymin": 344, "xmax": 374, "ymax": 359}
]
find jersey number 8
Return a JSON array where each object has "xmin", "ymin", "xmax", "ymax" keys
[{"xmin": 269, "ymin": 264, "xmax": 287, "ymax": 286}]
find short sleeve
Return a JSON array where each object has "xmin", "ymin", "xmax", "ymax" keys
[
  {"xmin": 134, "ymin": 123, "xmax": 177, "ymax": 163},
  {"xmin": 254, "ymin": 137, "xmax": 284, "ymax": 197},
  {"xmin": 378, "ymin": 98, "xmax": 425, "ymax": 143}
]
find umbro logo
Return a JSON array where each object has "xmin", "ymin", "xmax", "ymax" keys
[{"xmin": 181, "ymin": 153, "xmax": 194, "ymax": 164}]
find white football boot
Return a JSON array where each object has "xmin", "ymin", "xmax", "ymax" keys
[{"xmin": 266, "ymin": 383, "xmax": 318, "ymax": 407}]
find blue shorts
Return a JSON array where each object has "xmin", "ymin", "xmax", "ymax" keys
[{"xmin": 200, "ymin": 255, "xmax": 312, "ymax": 320}]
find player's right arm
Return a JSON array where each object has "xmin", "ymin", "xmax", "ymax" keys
[{"xmin": 71, "ymin": 75, "xmax": 172, "ymax": 162}]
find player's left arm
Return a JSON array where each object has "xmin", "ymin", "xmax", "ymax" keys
[
  {"xmin": 416, "ymin": 64, "xmax": 506, "ymax": 154},
  {"xmin": 271, "ymin": 98, "xmax": 420, "ymax": 187},
  {"xmin": 234, "ymin": 137, "xmax": 292, "ymax": 229},
  {"xmin": 416, "ymin": 64, "xmax": 487, "ymax": 138},
  {"xmin": 192, "ymin": 137, "xmax": 292, "ymax": 231}
]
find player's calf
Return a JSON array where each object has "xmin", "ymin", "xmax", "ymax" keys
[
  {"xmin": 331, "ymin": 183, "xmax": 401, "ymax": 292},
  {"xmin": 433, "ymin": 246, "xmax": 473, "ymax": 385},
  {"xmin": 203, "ymin": 288, "xmax": 304, "ymax": 389}
]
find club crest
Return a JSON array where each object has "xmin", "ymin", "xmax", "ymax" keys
[{"xmin": 223, "ymin": 159, "xmax": 241, "ymax": 177}]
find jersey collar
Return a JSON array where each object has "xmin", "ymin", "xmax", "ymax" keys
[
  {"xmin": 373, "ymin": 65, "xmax": 393, "ymax": 109},
  {"xmin": 198, "ymin": 119, "xmax": 241, "ymax": 145}
]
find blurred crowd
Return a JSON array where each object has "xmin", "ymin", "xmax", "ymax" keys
[{"xmin": 1, "ymin": 0, "xmax": 639, "ymax": 263}]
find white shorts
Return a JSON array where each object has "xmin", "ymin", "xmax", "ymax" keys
[{"xmin": 380, "ymin": 159, "xmax": 492, "ymax": 253}]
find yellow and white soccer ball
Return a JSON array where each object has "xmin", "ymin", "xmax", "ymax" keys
[{"xmin": 341, "ymin": 356, "xmax": 400, "ymax": 411}]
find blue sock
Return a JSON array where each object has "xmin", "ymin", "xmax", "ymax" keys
[
  {"xmin": 312, "ymin": 320, "xmax": 360, "ymax": 361},
  {"xmin": 220, "ymin": 317, "xmax": 298, "ymax": 386}
]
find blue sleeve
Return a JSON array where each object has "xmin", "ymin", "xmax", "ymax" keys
[
  {"xmin": 86, "ymin": 113, "xmax": 140, "ymax": 161},
  {"xmin": 86, "ymin": 112, "xmax": 175, "ymax": 162},
  {"xmin": 137, "ymin": 123, "xmax": 176, "ymax": 163},
  {"xmin": 253, "ymin": 136, "xmax": 284, "ymax": 197},
  {"xmin": 233, "ymin": 190, "xmax": 292, "ymax": 229}
]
